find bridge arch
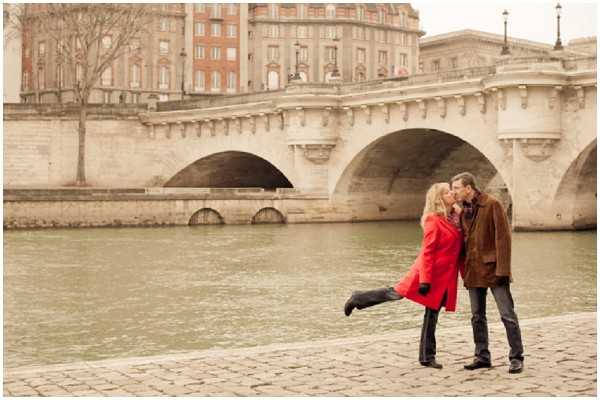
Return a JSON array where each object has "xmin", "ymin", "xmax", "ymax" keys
[
  {"xmin": 331, "ymin": 128, "xmax": 512, "ymax": 221},
  {"xmin": 252, "ymin": 207, "xmax": 286, "ymax": 224},
  {"xmin": 553, "ymin": 138, "xmax": 597, "ymax": 229},
  {"xmin": 189, "ymin": 208, "xmax": 225, "ymax": 225},
  {"xmin": 165, "ymin": 151, "xmax": 294, "ymax": 190}
]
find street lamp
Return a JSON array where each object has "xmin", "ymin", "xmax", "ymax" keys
[
  {"xmin": 180, "ymin": 48, "xmax": 187, "ymax": 100},
  {"xmin": 292, "ymin": 41, "xmax": 301, "ymax": 81},
  {"xmin": 500, "ymin": 9, "xmax": 510, "ymax": 55},
  {"xmin": 554, "ymin": 2, "xmax": 563, "ymax": 50}
]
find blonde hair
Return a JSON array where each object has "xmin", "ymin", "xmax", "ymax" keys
[{"xmin": 420, "ymin": 182, "xmax": 450, "ymax": 229}]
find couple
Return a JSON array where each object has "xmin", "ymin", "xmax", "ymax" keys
[{"xmin": 344, "ymin": 172, "xmax": 524, "ymax": 374}]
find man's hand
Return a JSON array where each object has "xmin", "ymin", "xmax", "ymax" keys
[
  {"xmin": 497, "ymin": 276, "xmax": 510, "ymax": 286},
  {"xmin": 418, "ymin": 283, "xmax": 431, "ymax": 296}
]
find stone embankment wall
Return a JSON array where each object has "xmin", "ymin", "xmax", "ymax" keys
[{"xmin": 4, "ymin": 188, "xmax": 397, "ymax": 229}]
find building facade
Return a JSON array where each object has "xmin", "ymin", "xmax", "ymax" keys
[
  {"xmin": 184, "ymin": 3, "xmax": 248, "ymax": 96},
  {"xmin": 3, "ymin": 5, "xmax": 23, "ymax": 103},
  {"xmin": 419, "ymin": 29, "xmax": 593, "ymax": 74},
  {"xmin": 247, "ymin": 3, "xmax": 423, "ymax": 91},
  {"xmin": 19, "ymin": 3, "xmax": 187, "ymax": 104}
]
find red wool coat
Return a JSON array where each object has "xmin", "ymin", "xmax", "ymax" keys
[{"xmin": 394, "ymin": 214, "xmax": 463, "ymax": 312}]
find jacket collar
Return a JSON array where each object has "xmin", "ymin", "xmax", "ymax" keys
[{"xmin": 468, "ymin": 191, "xmax": 488, "ymax": 207}]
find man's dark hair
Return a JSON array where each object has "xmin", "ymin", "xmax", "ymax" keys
[{"xmin": 451, "ymin": 172, "xmax": 481, "ymax": 192}]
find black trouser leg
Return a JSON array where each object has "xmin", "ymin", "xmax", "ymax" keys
[
  {"xmin": 491, "ymin": 284, "xmax": 524, "ymax": 361},
  {"xmin": 353, "ymin": 287, "xmax": 402, "ymax": 310},
  {"xmin": 419, "ymin": 307, "xmax": 440, "ymax": 363},
  {"xmin": 468, "ymin": 287, "xmax": 492, "ymax": 363}
]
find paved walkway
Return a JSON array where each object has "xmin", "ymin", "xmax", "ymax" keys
[{"xmin": 4, "ymin": 312, "xmax": 596, "ymax": 396}]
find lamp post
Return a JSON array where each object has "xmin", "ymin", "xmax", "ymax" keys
[
  {"xmin": 292, "ymin": 41, "xmax": 301, "ymax": 81},
  {"xmin": 180, "ymin": 48, "xmax": 187, "ymax": 100},
  {"xmin": 500, "ymin": 9, "xmax": 510, "ymax": 55},
  {"xmin": 554, "ymin": 2, "xmax": 563, "ymax": 50}
]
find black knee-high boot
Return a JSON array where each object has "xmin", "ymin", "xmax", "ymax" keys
[{"xmin": 344, "ymin": 287, "xmax": 402, "ymax": 316}]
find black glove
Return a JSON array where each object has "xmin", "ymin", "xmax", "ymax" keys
[
  {"xmin": 497, "ymin": 276, "xmax": 510, "ymax": 286},
  {"xmin": 418, "ymin": 283, "xmax": 431, "ymax": 296}
]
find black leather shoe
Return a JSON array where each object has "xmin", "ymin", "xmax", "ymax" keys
[
  {"xmin": 464, "ymin": 359, "xmax": 492, "ymax": 370},
  {"xmin": 420, "ymin": 360, "xmax": 443, "ymax": 369},
  {"xmin": 509, "ymin": 359, "xmax": 523, "ymax": 374},
  {"xmin": 344, "ymin": 292, "xmax": 359, "ymax": 316}
]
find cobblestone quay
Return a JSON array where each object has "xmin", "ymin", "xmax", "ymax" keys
[{"xmin": 4, "ymin": 312, "xmax": 596, "ymax": 396}]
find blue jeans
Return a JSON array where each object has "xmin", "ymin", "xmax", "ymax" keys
[{"xmin": 468, "ymin": 285, "xmax": 524, "ymax": 362}]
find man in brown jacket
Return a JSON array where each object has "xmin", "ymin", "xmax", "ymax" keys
[{"xmin": 451, "ymin": 172, "xmax": 524, "ymax": 374}]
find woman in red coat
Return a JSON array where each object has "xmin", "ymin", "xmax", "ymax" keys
[{"xmin": 344, "ymin": 182, "xmax": 463, "ymax": 369}]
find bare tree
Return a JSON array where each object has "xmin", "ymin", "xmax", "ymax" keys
[{"xmin": 19, "ymin": 3, "xmax": 152, "ymax": 186}]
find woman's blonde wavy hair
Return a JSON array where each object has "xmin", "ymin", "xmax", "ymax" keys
[{"xmin": 420, "ymin": 182, "xmax": 450, "ymax": 229}]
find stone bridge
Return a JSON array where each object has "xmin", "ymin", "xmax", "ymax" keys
[{"xmin": 3, "ymin": 56, "xmax": 596, "ymax": 230}]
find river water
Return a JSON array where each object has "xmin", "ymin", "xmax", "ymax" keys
[{"xmin": 3, "ymin": 222, "xmax": 596, "ymax": 368}]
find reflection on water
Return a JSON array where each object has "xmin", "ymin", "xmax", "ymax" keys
[{"xmin": 3, "ymin": 222, "xmax": 596, "ymax": 368}]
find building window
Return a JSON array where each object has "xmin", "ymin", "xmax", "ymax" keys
[
  {"xmin": 130, "ymin": 64, "xmax": 141, "ymax": 88},
  {"xmin": 195, "ymin": 22, "xmax": 205, "ymax": 36},
  {"xmin": 159, "ymin": 18, "xmax": 169, "ymax": 32},
  {"xmin": 267, "ymin": 45, "xmax": 279, "ymax": 61},
  {"xmin": 357, "ymin": 6, "xmax": 365, "ymax": 21},
  {"xmin": 102, "ymin": 35, "xmax": 112, "ymax": 49},
  {"xmin": 400, "ymin": 12, "xmax": 406, "ymax": 27},
  {"xmin": 211, "ymin": 23, "xmax": 221, "ymax": 37},
  {"xmin": 226, "ymin": 24, "xmax": 237, "ymax": 38},
  {"xmin": 418, "ymin": 61, "xmax": 424, "ymax": 73},
  {"xmin": 269, "ymin": 4, "xmax": 278, "ymax": 18},
  {"xmin": 211, "ymin": 4, "xmax": 222, "ymax": 18},
  {"xmin": 325, "ymin": 46, "xmax": 336, "ymax": 63},
  {"xmin": 399, "ymin": 53, "xmax": 408, "ymax": 67},
  {"xmin": 326, "ymin": 5, "xmax": 336, "ymax": 18},
  {"xmin": 356, "ymin": 48, "xmax": 366, "ymax": 64},
  {"xmin": 211, "ymin": 71, "xmax": 220, "ymax": 90},
  {"xmin": 299, "ymin": 46, "xmax": 308, "ymax": 63},
  {"xmin": 378, "ymin": 9, "xmax": 385, "ymax": 24},
  {"xmin": 159, "ymin": 94, "xmax": 169, "ymax": 102},
  {"xmin": 38, "ymin": 41, "xmax": 46, "ymax": 58},
  {"xmin": 378, "ymin": 51, "xmax": 387, "ymax": 65},
  {"xmin": 75, "ymin": 63, "xmax": 83, "ymax": 83},
  {"xmin": 450, "ymin": 57, "xmax": 458, "ymax": 69},
  {"xmin": 101, "ymin": 66, "xmax": 112, "ymax": 86},
  {"xmin": 103, "ymin": 91, "xmax": 111, "ymax": 104},
  {"xmin": 325, "ymin": 25, "xmax": 336, "ymax": 39},
  {"xmin": 37, "ymin": 67, "xmax": 45, "ymax": 89},
  {"xmin": 298, "ymin": 4, "xmax": 306, "ymax": 18},
  {"xmin": 159, "ymin": 40, "xmax": 169, "ymax": 55},
  {"xmin": 195, "ymin": 4, "xmax": 205, "ymax": 13},
  {"xmin": 297, "ymin": 25, "xmax": 308, "ymax": 38},
  {"xmin": 267, "ymin": 24, "xmax": 279, "ymax": 38},
  {"xmin": 22, "ymin": 71, "xmax": 30, "ymax": 90},
  {"xmin": 129, "ymin": 38, "xmax": 141, "ymax": 52},
  {"xmin": 226, "ymin": 47, "xmax": 236, "ymax": 61},
  {"xmin": 227, "ymin": 4, "xmax": 236, "ymax": 15},
  {"xmin": 432, "ymin": 60, "xmax": 440, "ymax": 72},
  {"xmin": 267, "ymin": 70, "xmax": 279, "ymax": 90},
  {"xmin": 211, "ymin": 47, "xmax": 221, "ymax": 60},
  {"xmin": 227, "ymin": 71, "xmax": 236, "ymax": 91},
  {"xmin": 195, "ymin": 70, "xmax": 205, "ymax": 91},
  {"xmin": 195, "ymin": 45, "xmax": 205, "ymax": 59},
  {"xmin": 132, "ymin": 93, "xmax": 140, "ymax": 104},
  {"xmin": 56, "ymin": 64, "xmax": 64, "ymax": 88},
  {"xmin": 159, "ymin": 65, "xmax": 170, "ymax": 89}
]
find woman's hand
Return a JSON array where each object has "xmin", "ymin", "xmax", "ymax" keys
[{"xmin": 452, "ymin": 203, "xmax": 463, "ymax": 215}]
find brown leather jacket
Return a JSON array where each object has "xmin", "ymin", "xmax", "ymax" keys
[{"xmin": 461, "ymin": 192, "xmax": 512, "ymax": 288}]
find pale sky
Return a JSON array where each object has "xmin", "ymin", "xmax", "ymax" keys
[{"xmin": 411, "ymin": 0, "xmax": 597, "ymax": 45}]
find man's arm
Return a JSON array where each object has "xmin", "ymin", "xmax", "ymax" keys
[{"xmin": 492, "ymin": 201, "xmax": 512, "ymax": 277}]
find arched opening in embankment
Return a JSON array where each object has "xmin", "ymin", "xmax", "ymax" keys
[
  {"xmin": 332, "ymin": 128, "xmax": 511, "ymax": 222},
  {"xmin": 189, "ymin": 208, "xmax": 225, "ymax": 225},
  {"xmin": 164, "ymin": 151, "xmax": 294, "ymax": 190},
  {"xmin": 554, "ymin": 139, "xmax": 597, "ymax": 230},
  {"xmin": 252, "ymin": 207, "xmax": 286, "ymax": 224}
]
